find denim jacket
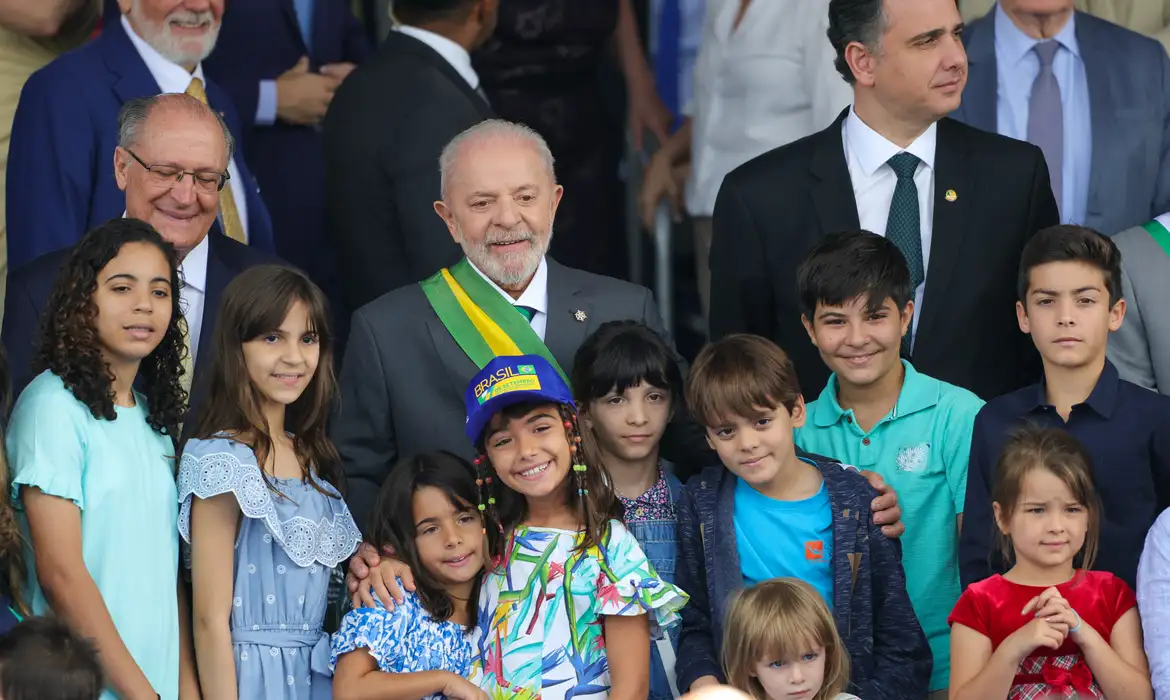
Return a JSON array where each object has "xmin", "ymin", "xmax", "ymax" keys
[
  {"xmin": 674, "ymin": 451, "xmax": 932, "ymax": 700},
  {"xmin": 624, "ymin": 471, "xmax": 682, "ymax": 700}
]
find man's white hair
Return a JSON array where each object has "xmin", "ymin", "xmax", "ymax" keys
[{"xmin": 439, "ymin": 119, "xmax": 557, "ymax": 200}]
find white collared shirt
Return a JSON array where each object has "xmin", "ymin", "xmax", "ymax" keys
[
  {"xmin": 469, "ymin": 257, "xmax": 549, "ymax": 341},
  {"xmin": 396, "ymin": 25, "xmax": 481, "ymax": 90},
  {"xmin": 841, "ymin": 107, "xmax": 937, "ymax": 339},
  {"xmin": 179, "ymin": 234, "xmax": 210, "ymax": 365},
  {"xmin": 121, "ymin": 15, "xmax": 250, "ymax": 243},
  {"xmin": 684, "ymin": 0, "xmax": 852, "ymax": 216}
]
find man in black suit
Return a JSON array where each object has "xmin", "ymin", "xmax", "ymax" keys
[
  {"xmin": 322, "ymin": 0, "xmax": 497, "ymax": 313},
  {"xmin": 709, "ymin": 0, "xmax": 1059, "ymax": 401},
  {"xmin": 3, "ymin": 93, "xmax": 273, "ymax": 423}
]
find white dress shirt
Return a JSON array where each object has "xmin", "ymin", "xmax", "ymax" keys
[
  {"xmin": 685, "ymin": 0, "xmax": 852, "ymax": 216},
  {"xmin": 842, "ymin": 107, "xmax": 937, "ymax": 340},
  {"xmin": 469, "ymin": 257, "xmax": 549, "ymax": 340},
  {"xmin": 122, "ymin": 15, "xmax": 250, "ymax": 243},
  {"xmin": 178, "ymin": 235, "xmax": 209, "ymax": 364},
  {"xmin": 396, "ymin": 25, "xmax": 481, "ymax": 90},
  {"xmin": 993, "ymin": 5, "xmax": 1091, "ymax": 225}
]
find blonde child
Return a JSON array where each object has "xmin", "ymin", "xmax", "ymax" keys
[{"xmin": 723, "ymin": 578, "xmax": 859, "ymax": 700}]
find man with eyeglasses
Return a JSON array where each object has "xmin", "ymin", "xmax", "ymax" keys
[
  {"xmin": 2, "ymin": 93, "xmax": 275, "ymax": 425},
  {"xmin": 5, "ymin": 0, "xmax": 277, "ymax": 273}
]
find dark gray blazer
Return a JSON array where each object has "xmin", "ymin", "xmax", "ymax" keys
[
  {"xmin": 332, "ymin": 258, "xmax": 698, "ymax": 531},
  {"xmin": 952, "ymin": 9, "xmax": 1170, "ymax": 235},
  {"xmin": 1108, "ymin": 221, "xmax": 1170, "ymax": 394}
]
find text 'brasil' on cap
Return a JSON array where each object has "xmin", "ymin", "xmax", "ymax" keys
[{"xmin": 464, "ymin": 355, "xmax": 576, "ymax": 444}]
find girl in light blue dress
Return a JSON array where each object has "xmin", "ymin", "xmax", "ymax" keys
[
  {"xmin": 180, "ymin": 265, "xmax": 361, "ymax": 700},
  {"xmin": 331, "ymin": 452, "xmax": 487, "ymax": 700},
  {"xmin": 7, "ymin": 219, "xmax": 194, "ymax": 700}
]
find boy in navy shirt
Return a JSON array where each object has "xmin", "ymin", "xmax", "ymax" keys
[{"xmin": 959, "ymin": 225, "xmax": 1170, "ymax": 589}]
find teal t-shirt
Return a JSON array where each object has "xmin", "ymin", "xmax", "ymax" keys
[
  {"xmin": 8, "ymin": 372, "xmax": 180, "ymax": 700},
  {"xmin": 795, "ymin": 361, "xmax": 983, "ymax": 692},
  {"xmin": 733, "ymin": 471, "xmax": 834, "ymax": 608}
]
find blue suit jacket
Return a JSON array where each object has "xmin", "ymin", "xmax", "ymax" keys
[
  {"xmin": 952, "ymin": 9, "xmax": 1170, "ymax": 235},
  {"xmin": 201, "ymin": 0, "xmax": 370, "ymax": 306},
  {"xmin": 2, "ymin": 233, "xmax": 276, "ymax": 430},
  {"xmin": 5, "ymin": 18, "xmax": 276, "ymax": 270}
]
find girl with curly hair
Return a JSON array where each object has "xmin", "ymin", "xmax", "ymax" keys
[
  {"xmin": 180, "ymin": 265, "xmax": 360, "ymax": 700},
  {"xmin": 6, "ymin": 218, "xmax": 197, "ymax": 699}
]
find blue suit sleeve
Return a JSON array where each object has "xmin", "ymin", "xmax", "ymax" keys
[
  {"xmin": 1152, "ymin": 48, "xmax": 1170, "ymax": 220},
  {"xmin": 861, "ymin": 496, "xmax": 932, "ymax": 700},
  {"xmin": 674, "ymin": 484, "xmax": 721, "ymax": 690},
  {"xmin": 960, "ymin": 409, "xmax": 997, "ymax": 588},
  {"xmin": 6, "ymin": 71, "xmax": 98, "ymax": 268}
]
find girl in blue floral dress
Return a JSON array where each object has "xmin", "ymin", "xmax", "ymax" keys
[
  {"xmin": 180, "ymin": 266, "xmax": 361, "ymax": 700},
  {"xmin": 331, "ymin": 452, "xmax": 487, "ymax": 700}
]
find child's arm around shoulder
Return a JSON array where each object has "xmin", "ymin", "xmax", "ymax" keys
[
  {"xmin": 853, "ymin": 476, "xmax": 931, "ymax": 700},
  {"xmin": 674, "ymin": 477, "xmax": 721, "ymax": 692}
]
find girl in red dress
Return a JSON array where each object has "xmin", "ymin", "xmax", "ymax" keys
[{"xmin": 948, "ymin": 425, "xmax": 1151, "ymax": 700}]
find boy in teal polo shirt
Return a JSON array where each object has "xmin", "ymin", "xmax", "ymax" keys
[{"xmin": 793, "ymin": 230, "xmax": 984, "ymax": 698}]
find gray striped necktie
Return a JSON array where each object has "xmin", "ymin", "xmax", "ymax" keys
[{"xmin": 1027, "ymin": 40, "xmax": 1063, "ymax": 213}]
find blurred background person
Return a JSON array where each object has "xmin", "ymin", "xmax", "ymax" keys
[{"xmin": 639, "ymin": 0, "xmax": 852, "ymax": 333}]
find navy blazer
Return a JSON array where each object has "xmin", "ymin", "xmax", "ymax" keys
[
  {"xmin": 1, "ymin": 233, "xmax": 276, "ymax": 427},
  {"xmin": 6, "ymin": 18, "xmax": 276, "ymax": 270},
  {"xmin": 952, "ymin": 9, "xmax": 1170, "ymax": 236},
  {"xmin": 675, "ymin": 458, "xmax": 931, "ymax": 700},
  {"xmin": 202, "ymin": 0, "xmax": 370, "ymax": 297}
]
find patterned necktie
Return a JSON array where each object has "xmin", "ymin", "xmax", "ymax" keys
[
  {"xmin": 1027, "ymin": 40, "xmax": 1063, "ymax": 214},
  {"xmin": 179, "ymin": 313, "xmax": 194, "ymax": 397},
  {"xmin": 515, "ymin": 305, "xmax": 536, "ymax": 323},
  {"xmin": 885, "ymin": 151, "xmax": 923, "ymax": 357},
  {"xmin": 185, "ymin": 77, "xmax": 247, "ymax": 244}
]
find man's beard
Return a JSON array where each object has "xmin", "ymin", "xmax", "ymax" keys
[
  {"xmin": 131, "ymin": 0, "xmax": 220, "ymax": 66},
  {"xmin": 459, "ymin": 225, "xmax": 553, "ymax": 289}
]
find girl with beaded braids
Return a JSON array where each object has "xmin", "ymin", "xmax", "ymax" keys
[
  {"xmin": 348, "ymin": 355, "xmax": 688, "ymax": 700},
  {"xmin": 6, "ymin": 218, "xmax": 196, "ymax": 700}
]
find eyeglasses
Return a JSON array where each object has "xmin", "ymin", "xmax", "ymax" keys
[{"xmin": 124, "ymin": 148, "xmax": 230, "ymax": 194}]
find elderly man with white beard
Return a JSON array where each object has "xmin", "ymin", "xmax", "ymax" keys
[
  {"xmin": 332, "ymin": 119, "xmax": 697, "ymax": 530},
  {"xmin": 6, "ymin": 0, "xmax": 276, "ymax": 268}
]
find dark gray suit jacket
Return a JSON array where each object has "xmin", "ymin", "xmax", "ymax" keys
[
  {"xmin": 952, "ymin": 9, "xmax": 1170, "ymax": 235},
  {"xmin": 333, "ymin": 258, "xmax": 698, "ymax": 531},
  {"xmin": 322, "ymin": 31, "xmax": 494, "ymax": 313}
]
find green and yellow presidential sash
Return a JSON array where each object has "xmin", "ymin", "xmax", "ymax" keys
[{"xmin": 420, "ymin": 258, "xmax": 569, "ymax": 384}]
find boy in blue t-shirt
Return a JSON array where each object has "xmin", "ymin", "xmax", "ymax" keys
[
  {"xmin": 793, "ymin": 230, "xmax": 984, "ymax": 698},
  {"xmin": 674, "ymin": 334, "xmax": 931, "ymax": 700}
]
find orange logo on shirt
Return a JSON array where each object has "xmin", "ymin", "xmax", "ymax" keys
[{"xmin": 805, "ymin": 540, "xmax": 824, "ymax": 561}]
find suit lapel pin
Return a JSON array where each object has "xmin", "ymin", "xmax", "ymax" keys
[
  {"xmin": 574, "ymin": 310, "xmax": 588, "ymax": 323},
  {"xmin": 945, "ymin": 189, "xmax": 958, "ymax": 202}
]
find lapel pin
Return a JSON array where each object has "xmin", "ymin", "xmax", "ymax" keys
[
  {"xmin": 574, "ymin": 310, "xmax": 588, "ymax": 323},
  {"xmin": 945, "ymin": 189, "xmax": 958, "ymax": 202}
]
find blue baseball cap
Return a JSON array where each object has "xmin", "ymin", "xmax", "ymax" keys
[{"xmin": 465, "ymin": 355, "xmax": 575, "ymax": 444}]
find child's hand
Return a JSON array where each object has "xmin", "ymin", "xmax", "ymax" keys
[
  {"xmin": 1005, "ymin": 616, "xmax": 1068, "ymax": 662},
  {"xmin": 345, "ymin": 542, "xmax": 415, "ymax": 610},
  {"xmin": 1024, "ymin": 586, "xmax": 1082, "ymax": 639},
  {"xmin": 442, "ymin": 673, "xmax": 491, "ymax": 700}
]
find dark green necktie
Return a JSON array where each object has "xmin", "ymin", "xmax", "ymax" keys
[
  {"xmin": 885, "ymin": 152, "xmax": 923, "ymax": 356},
  {"xmin": 514, "ymin": 305, "xmax": 536, "ymax": 323}
]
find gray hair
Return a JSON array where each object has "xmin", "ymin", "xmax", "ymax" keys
[
  {"xmin": 117, "ymin": 93, "xmax": 235, "ymax": 162},
  {"xmin": 439, "ymin": 119, "xmax": 556, "ymax": 200}
]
